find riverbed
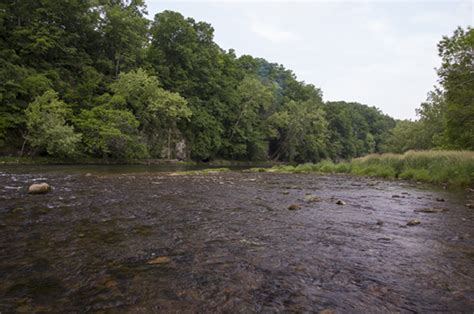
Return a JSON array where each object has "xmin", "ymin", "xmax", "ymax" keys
[{"xmin": 0, "ymin": 166, "xmax": 473, "ymax": 312}]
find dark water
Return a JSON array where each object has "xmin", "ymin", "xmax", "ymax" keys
[{"xmin": 0, "ymin": 166, "xmax": 473, "ymax": 312}]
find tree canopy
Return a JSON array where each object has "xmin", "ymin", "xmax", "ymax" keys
[{"xmin": 0, "ymin": 1, "xmax": 471, "ymax": 161}]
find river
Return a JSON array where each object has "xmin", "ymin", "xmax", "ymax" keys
[{"xmin": 0, "ymin": 166, "xmax": 473, "ymax": 312}]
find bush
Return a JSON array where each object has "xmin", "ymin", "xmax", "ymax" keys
[
  {"xmin": 25, "ymin": 90, "xmax": 82, "ymax": 158},
  {"xmin": 75, "ymin": 105, "xmax": 148, "ymax": 160}
]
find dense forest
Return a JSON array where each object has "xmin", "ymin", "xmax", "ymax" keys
[{"xmin": 0, "ymin": 1, "xmax": 472, "ymax": 162}]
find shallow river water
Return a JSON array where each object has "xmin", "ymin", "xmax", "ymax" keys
[{"xmin": 0, "ymin": 166, "xmax": 473, "ymax": 312}]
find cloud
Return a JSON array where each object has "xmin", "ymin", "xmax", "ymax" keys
[
  {"xmin": 365, "ymin": 18, "xmax": 390, "ymax": 34},
  {"xmin": 249, "ymin": 19, "xmax": 298, "ymax": 44}
]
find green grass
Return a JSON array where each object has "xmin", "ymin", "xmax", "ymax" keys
[{"xmin": 249, "ymin": 150, "xmax": 474, "ymax": 187}]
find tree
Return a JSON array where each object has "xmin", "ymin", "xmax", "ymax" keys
[
  {"xmin": 75, "ymin": 105, "xmax": 147, "ymax": 159},
  {"xmin": 25, "ymin": 90, "xmax": 81, "ymax": 158},
  {"xmin": 382, "ymin": 120, "xmax": 427, "ymax": 153},
  {"xmin": 110, "ymin": 69, "xmax": 191, "ymax": 157},
  {"xmin": 269, "ymin": 100, "xmax": 328, "ymax": 162},
  {"xmin": 415, "ymin": 89, "xmax": 447, "ymax": 148},
  {"xmin": 98, "ymin": 0, "xmax": 149, "ymax": 77},
  {"xmin": 324, "ymin": 101, "xmax": 395, "ymax": 159},
  {"xmin": 436, "ymin": 27, "xmax": 474, "ymax": 149},
  {"xmin": 222, "ymin": 76, "xmax": 274, "ymax": 160}
]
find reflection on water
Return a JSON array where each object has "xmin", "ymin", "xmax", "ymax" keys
[
  {"xmin": 0, "ymin": 163, "xmax": 258, "ymax": 175},
  {"xmin": 0, "ymin": 166, "xmax": 473, "ymax": 312}
]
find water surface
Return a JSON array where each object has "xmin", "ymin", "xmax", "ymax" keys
[{"xmin": 0, "ymin": 166, "xmax": 473, "ymax": 312}]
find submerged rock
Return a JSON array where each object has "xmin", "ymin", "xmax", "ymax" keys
[
  {"xmin": 435, "ymin": 198, "xmax": 445, "ymax": 202},
  {"xmin": 304, "ymin": 195, "xmax": 321, "ymax": 203},
  {"xmin": 28, "ymin": 183, "xmax": 51, "ymax": 194},
  {"xmin": 407, "ymin": 219, "xmax": 421, "ymax": 226},
  {"xmin": 414, "ymin": 207, "xmax": 447, "ymax": 213},
  {"xmin": 147, "ymin": 256, "xmax": 171, "ymax": 265},
  {"xmin": 288, "ymin": 204, "xmax": 301, "ymax": 211},
  {"xmin": 376, "ymin": 220, "xmax": 384, "ymax": 226}
]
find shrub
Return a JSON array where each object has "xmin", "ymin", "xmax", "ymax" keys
[{"xmin": 25, "ymin": 90, "xmax": 82, "ymax": 158}]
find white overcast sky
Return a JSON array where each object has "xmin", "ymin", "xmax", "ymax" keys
[{"xmin": 146, "ymin": 0, "xmax": 473, "ymax": 120}]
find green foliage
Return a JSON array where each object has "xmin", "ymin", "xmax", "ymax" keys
[
  {"xmin": 325, "ymin": 101, "xmax": 395, "ymax": 159},
  {"xmin": 353, "ymin": 151, "xmax": 474, "ymax": 185},
  {"xmin": 110, "ymin": 68, "xmax": 191, "ymax": 157},
  {"xmin": 0, "ymin": 2, "xmax": 471, "ymax": 163},
  {"xmin": 253, "ymin": 151, "xmax": 474, "ymax": 186},
  {"xmin": 384, "ymin": 27, "xmax": 474, "ymax": 153},
  {"xmin": 185, "ymin": 107, "xmax": 223, "ymax": 160},
  {"xmin": 269, "ymin": 99, "xmax": 328, "ymax": 162},
  {"xmin": 25, "ymin": 90, "xmax": 81, "ymax": 157},
  {"xmin": 98, "ymin": 0, "xmax": 149, "ymax": 77},
  {"xmin": 437, "ymin": 27, "xmax": 474, "ymax": 149},
  {"xmin": 222, "ymin": 76, "xmax": 274, "ymax": 160},
  {"xmin": 75, "ymin": 105, "xmax": 147, "ymax": 160}
]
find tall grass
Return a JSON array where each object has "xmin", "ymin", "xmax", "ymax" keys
[{"xmin": 252, "ymin": 150, "xmax": 474, "ymax": 186}]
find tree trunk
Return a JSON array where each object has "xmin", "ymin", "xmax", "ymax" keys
[
  {"xmin": 18, "ymin": 130, "xmax": 29, "ymax": 162},
  {"xmin": 115, "ymin": 55, "xmax": 120, "ymax": 78},
  {"xmin": 167, "ymin": 128, "xmax": 171, "ymax": 160}
]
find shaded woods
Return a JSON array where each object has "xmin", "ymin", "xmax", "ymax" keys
[{"xmin": 0, "ymin": 1, "xmax": 472, "ymax": 162}]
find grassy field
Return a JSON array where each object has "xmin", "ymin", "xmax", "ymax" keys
[{"xmin": 250, "ymin": 151, "xmax": 474, "ymax": 187}]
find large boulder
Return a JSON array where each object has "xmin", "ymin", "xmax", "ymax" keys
[{"xmin": 28, "ymin": 183, "xmax": 51, "ymax": 194}]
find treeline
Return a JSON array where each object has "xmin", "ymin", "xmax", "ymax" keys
[{"xmin": 0, "ymin": 1, "xmax": 471, "ymax": 162}]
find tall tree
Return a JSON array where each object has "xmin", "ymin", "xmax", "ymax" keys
[
  {"xmin": 437, "ymin": 26, "xmax": 474, "ymax": 149},
  {"xmin": 98, "ymin": 0, "xmax": 149, "ymax": 78}
]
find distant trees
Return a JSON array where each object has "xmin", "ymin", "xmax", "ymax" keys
[
  {"xmin": 325, "ymin": 102, "xmax": 395, "ymax": 159},
  {"xmin": 0, "ymin": 1, "xmax": 470, "ymax": 161}
]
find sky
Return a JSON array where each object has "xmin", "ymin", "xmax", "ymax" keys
[{"xmin": 146, "ymin": 0, "xmax": 473, "ymax": 120}]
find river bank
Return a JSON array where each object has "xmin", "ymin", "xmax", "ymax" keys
[
  {"xmin": 250, "ymin": 151, "xmax": 474, "ymax": 188},
  {"xmin": 2, "ymin": 150, "xmax": 473, "ymax": 187}
]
